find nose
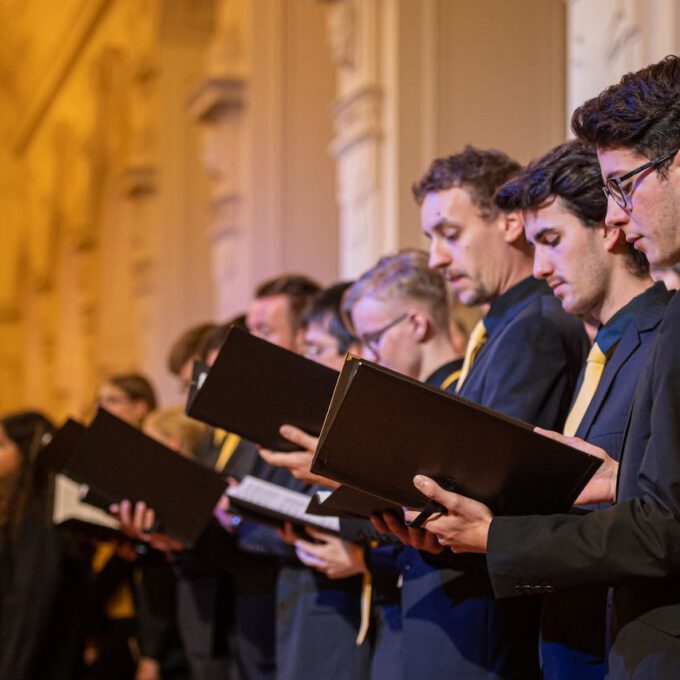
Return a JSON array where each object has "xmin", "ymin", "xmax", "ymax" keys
[
  {"xmin": 604, "ymin": 196, "xmax": 630, "ymax": 230},
  {"xmin": 532, "ymin": 247, "xmax": 553, "ymax": 280},
  {"xmin": 361, "ymin": 344, "xmax": 379, "ymax": 362},
  {"xmin": 428, "ymin": 237, "xmax": 452, "ymax": 270}
]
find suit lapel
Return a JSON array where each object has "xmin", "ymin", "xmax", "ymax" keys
[
  {"xmin": 576, "ymin": 330, "xmax": 640, "ymax": 438},
  {"xmin": 578, "ymin": 286, "xmax": 670, "ymax": 439}
]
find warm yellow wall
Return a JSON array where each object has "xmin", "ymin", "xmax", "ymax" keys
[
  {"xmin": 0, "ymin": 0, "xmax": 340, "ymax": 418},
  {"xmin": 0, "ymin": 0, "xmax": 217, "ymax": 418},
  {"xmin": 281, "ymin": 0, "xmax": 339, "ymax": 284},
  {"xmin": 396, "ymin": 0, "xmax": 566, "ymax": 250},
  {"xmin": 0, "ymin": 0, "xmax": 568, "ymax": 421}
]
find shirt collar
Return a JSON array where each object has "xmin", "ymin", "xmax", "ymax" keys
[
  {"xmin": 484, "ymin": 277, "xmax": 550, "ymax": 336},
  {"xmin": 595, "ymin": 281, "xmax": 666, "ymax": 354},
  {"xmin": 425, "ymin": 358, "xmax": 464, "ymax": 389}
]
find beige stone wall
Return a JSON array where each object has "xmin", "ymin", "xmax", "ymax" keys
[
  {"xmin": 0, "ymin": 0, "xmax": 218, "ymax": 417},
  {"xmin": 0, "ymin": 0, "xmax": 340, "ymax": 417},
  {"xmin": 1, "ymin": 0, "xmax": 607, "ymax": 421}
]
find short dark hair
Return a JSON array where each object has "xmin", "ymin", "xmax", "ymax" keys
[
  {"xmin": 255, "ymin": 274, "xmax": 321, "ymax": 331},
  {"xmin": 302, "ymin": 282, "xmax": 357, "ymax": 355},
  {"xmin": 167, "ymin": 322, "xmax": 218, "ymax": 375},
  {"xmin": 496, "ymin": 140, "xmax": 648, "ymax": 275},
  {"xmin": 572, "ymin": 55, "xmax": 680, "ymax": 169},
  {"xmin": 412, "ymin": 145, "xmax": 522, "ymax": 219},
  {"xmin": 198, "ymin": 314, "xmax": 248, "ymax": 359},
  {"xmin": 106, "ymin": 373, "xmax": 158, "ymax": 411}
]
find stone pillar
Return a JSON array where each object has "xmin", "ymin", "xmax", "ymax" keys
[
  {"xmin": 323, "ymin": 0, "xmax": 395, "ymax": 277},
  {"xmin": 321, "ymin": 0, "xmax": 443, "ymax": 277},
  {"xmin": 187, "ymin": 0, "xmax": 252, "ymax": 321}
]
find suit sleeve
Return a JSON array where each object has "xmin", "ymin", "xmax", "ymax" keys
[{"xmin": 487, "ymin": 314, "xmax": 680, "ymax": 596}]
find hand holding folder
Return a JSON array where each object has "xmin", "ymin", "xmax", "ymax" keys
[
  {"xmin": 43, "ymin": 410, "xmax": 227, "ymax": 545},
  {"xmin": 310, "ymin": 356, "xmax": 603, "ymax": 518}
]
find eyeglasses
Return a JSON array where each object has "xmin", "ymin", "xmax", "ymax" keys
[
  {"xmin": 602, "ymin": 148, "xmax": 679, "ymax": 210},
  {"xmin": 359, "ymin": 313, "xmax": 408, "ymax": 353}
]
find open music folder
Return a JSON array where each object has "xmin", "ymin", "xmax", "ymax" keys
[
  {"xmin": 50, "ymin": 409, "xmax": 227, "ymax": 545},
  {"xmin": 186, "ymin": 326, "xmax": 338, "ymax": 451},
  {"xmin": 227, "ymin": 475, "xmax": 340, "ymax": 535},
  {"xmin": 310, "ymin": 356, "xmax": 603, "ymax": 515},
  {"xmin": 305, "ymin": 485, "xmax": 402, "ymax": 519}
]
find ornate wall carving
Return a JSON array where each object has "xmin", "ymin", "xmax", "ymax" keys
[
  {"xmin": 322, "ymin": 0, "xmax": 395, "ymax": 278},
  {"xmin": 187, "ymin": 0, "xmax": 250, "ymax": 321},
  {"xmin": 567, "ymin": 0, "xmax": 680, "ymax": 128}
]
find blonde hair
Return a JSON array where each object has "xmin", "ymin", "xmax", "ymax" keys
[
  {"xmin": 342, "ymin": 249, "xmax": 450, "ymax": 333},
  {"xmin": 143, "ymin": 407, "xmax": 209, "ymax": 458}
]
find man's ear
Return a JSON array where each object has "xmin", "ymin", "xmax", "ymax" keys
[
  {"xmin": 294, "ymin": 327, "xmax": 306, "ymax": 354},
  {"xmin": 602, "ymin": 224, "xmax": 625, "ymax": 253},
  {"xmin": 410, "ymin": 309, "xmax": 431, "ymax": 344},
  {"xmin": 498, "ymin": 210, "xmax": 525, "ymax": 244}
]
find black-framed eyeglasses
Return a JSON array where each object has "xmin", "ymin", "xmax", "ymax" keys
[
  {"xmin": 602, "ymin": 148, "xmax": 679, "ymax": 210},
  {"xmin": 359, "ymin": 312, "xmax": 408, "ymax": 353}
]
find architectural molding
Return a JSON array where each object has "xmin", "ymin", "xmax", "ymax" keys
[
  {"xmin": 566, "ymin": 0, "xmax": 679, "ymax": 133},
  {"xmin": 329, "ymin": 84, "xmax": 382, "ymax": 158},
  {"xmin": 12, "ymin": 0, "xmax": 114, "ymax": 154},
  {"xmin": 186, "ymin": 76, "xmax": 247, "ymax": 123}
]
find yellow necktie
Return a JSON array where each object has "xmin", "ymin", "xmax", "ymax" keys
[
  {"xmin": 356, "ymin": 571, "xmax": 372, "ymax": 646},
  {"xmin": 563, "ymin": 342, "xmax": 608, "ymax": 437},
  {"xmin": 213, "ymin": 429, "xmax": 242, "ymax": 473},
  {"xmin": 456, "ymin": 320, "xmax": 488, "ymax": 392}
]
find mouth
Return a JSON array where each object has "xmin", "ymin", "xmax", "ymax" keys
[
  {"xmin": 626, "ymin": 233, "xmax": 642, "ymax": 245},
  {"xmin": 444, "ymin": 272, "xmax": 465, "ymax": 285},
  {"xmin": 549, "ymin": 281, "xmax": 566, "ymax": 295}
]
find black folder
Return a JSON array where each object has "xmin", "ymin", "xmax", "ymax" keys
[
  {"xmin": 186, "ymin": 360, "xmax": 210, "ymax": 412},
  {"xmin": 305, "ymin": 485, "xmax": 402, "ymax": 519},
  {"xmin": 310, "ymin": 357, "xmax": 602, "ymax": 515},
  {"xmin": 186, "ymin": 326, "xmax": 339, "ymax": 451},
  {"xmin": 39, "ymin": 418, "xmax": 87, "ymax": 475},
  {"xmin": 64, "ymin": 409, "xmax": 227, "ymax": 545}
]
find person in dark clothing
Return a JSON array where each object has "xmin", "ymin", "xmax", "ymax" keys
[{"xmin": 0, "ymin": 410, "xmax": 88, "ymax": 680}]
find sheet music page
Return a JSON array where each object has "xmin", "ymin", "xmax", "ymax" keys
[
  {"xmin": 315, "ymin": 490, "xmax": 332, "ymax": 503},
  {"xmin": 53, "ymin": 474, "xmax": 120, "ymax": 529},
  {"xmin": 229, "ymin": 476, "xmax": 340, "ymax": 533}
]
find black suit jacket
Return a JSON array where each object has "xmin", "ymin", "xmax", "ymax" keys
[
  {"xmin": 399, "ymin": 277, "xmax": 589, "ymax": 680},
  {"xmin": 539, "ymin": 282, "xmax": 671, "ymax": 680},
  {"xmin": 488, "ymin": 287, "xmax": 680, "ymax": 679}
]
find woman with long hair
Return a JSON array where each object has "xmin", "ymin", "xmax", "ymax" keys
[{"xmin": 0, "ymin": 410, "xmax": 86, "ymax": 680}]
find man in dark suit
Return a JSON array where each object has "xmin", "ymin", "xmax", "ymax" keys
[
  {"xmin": 121, "ymin": 276, "xmax": 320, "ymax": 680},
  {"xmin": 372, "ymin": 147, "xmax": 588, "ymax": 680},
  {"xmin": 264, "ymin": 282, "xmax": 374, "ymax": 680},
  {"xmin": 262, "ymin": 251, "xmax": 465, "ymax": 679},
  {"xmin": 408, "ymin": 56, "xmax": 680, "ymax": 680},
  {"xmin": 494, "ymin": 139, "xmax": 671, "ymax": 679}
]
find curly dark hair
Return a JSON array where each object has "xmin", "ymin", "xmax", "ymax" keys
[
  {"xmin": 496, "ymin": 140, "xmax": 648, "ymax": 275},
  {"xmin": 412, "ymin": 145, "xmax": 522, "ymax": 219},
  {"xmin": 571, "ymin": 55, "xmax": 680, "ymax": 172}
]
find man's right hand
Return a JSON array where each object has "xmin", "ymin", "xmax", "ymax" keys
[
  {"xmin": 110, "ymin": 499, "xmax": 185, "ymax": 554},
  {"xmin": 534, "ymin": 428, "xmax": 619, "ymax": 505}
]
